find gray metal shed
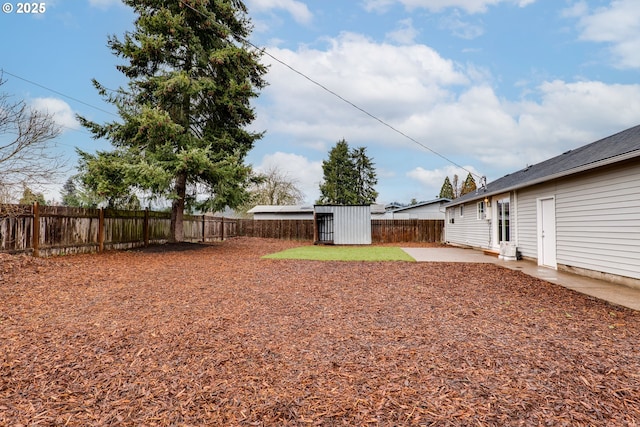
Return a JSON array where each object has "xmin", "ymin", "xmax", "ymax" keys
[{"xmin": 314, "ymin": 205, "xmax": 371, "ymax": 245}]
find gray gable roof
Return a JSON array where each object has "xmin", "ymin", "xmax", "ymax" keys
[
  {"xmin": 447, "ymin": 124, "xmax": 640, "ymax": 206},
  {"xmin": 391, "ymin": 198, "xmax": 451, "ymax": 213}
]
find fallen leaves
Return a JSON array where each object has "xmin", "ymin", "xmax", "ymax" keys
[{"xmin": 1, "ymin": 237, "xmax": 639, "ymax": 426}]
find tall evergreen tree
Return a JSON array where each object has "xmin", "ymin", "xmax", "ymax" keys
[
  {"xmin": 351, "ymin": 146, "xmax": 378, "ymax": 204},
  {"xmin": 77, "ymin": 0, "xmax": 267, "ymax": 241},
  {"xmin": 318, "ymin": 140, "xmax": 378, "ymax": 205},
  {"xmin": 460, "ymin": 172, "xmax": 477, "ymax": 196},
  {"xmin": 439, "ymin": 176, "xmax": 454, "ymax": 199},
  {"xmin": 318, "ymin": 139, "xmax": 357, "ymax": 204},
  {"xmin": 61, "ymin": 177, "xmax": 82, "ymax": 207}
]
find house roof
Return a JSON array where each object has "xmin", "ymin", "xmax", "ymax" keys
[
  {"xmin": 447, "ymin": 124, "xmax": 640, "ymax": 207},
  {"xmin": 247, "ymin": 205, "xmax": 314, "ymax": 214},
  {"xmin": 391, "ymin": 198, "xmax": 451, "ymax": 213}
]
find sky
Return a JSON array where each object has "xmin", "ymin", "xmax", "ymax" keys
[{"xmin": 1, "ymin": 0, "xmax": 640, "ymax": 206}]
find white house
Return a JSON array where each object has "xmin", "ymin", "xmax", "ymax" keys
[
  {"xmin": 247, "ymin": 205, "xmax": 314, "ymax": 220},
  {"xmin": 444, "ymin": 124, "xmax": 640, "ymax": 289},
  {"xmin": 381, "ymin": 198, "xmax": 450, "ymax": 220},
  {"xmin": 248, "ymin": 204, "xmax": 387, "ymax": 220}
]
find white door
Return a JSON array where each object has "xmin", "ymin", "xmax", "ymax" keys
[{"xmin": 538, "ymin": 197, "xmax": 557, "ymax": 268}]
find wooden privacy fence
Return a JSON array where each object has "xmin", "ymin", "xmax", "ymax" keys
[
  {"xmin": 236, "ymin": 219, "xmax": 314, "ymax": 240},
  {"xmin": 0, "ymin": 203, "xmax": 236, "ymax": 257},
  {"xmin": 1, "ymin": 204, "xmax": 444, "ymax": 257},
  {"xmin": 235, "ymin": 219, "xmax": 444, "ymax": 243},
  {"xmin": 371, "ymin": 219, "xmax": 444, "ymax": 243}
]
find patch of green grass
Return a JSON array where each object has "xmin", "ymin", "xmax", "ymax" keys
[{"xmin": 263, "ymin": 245, "xmax": 416, "ymax": 262}]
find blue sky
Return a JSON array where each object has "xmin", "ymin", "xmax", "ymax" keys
[{"xmin": 1, "ymin": 0, "xmax": 640, "ymax": 205}]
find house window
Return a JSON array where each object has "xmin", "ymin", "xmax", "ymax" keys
[
  {"xmin": 477, "ymin": 201, "xmax": 485, "ymax": 220},
  {"xmin": 459, "ymin": 205, "xmax": 464, "ymax": 217},
  {"xmin": 497, "ymin": 197, "xmax": 510, "ymax": 242}
]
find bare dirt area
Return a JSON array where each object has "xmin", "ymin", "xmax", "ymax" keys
[{"xmin": 1, "ymin": 237, "xmax": 639, "ymax": 426}]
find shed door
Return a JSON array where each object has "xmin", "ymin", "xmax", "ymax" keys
[
  {"xmin": 316, "ymin": 213, "xmax": 334, "ymax": 244},
  {"xmin": 538, "ymin": 197, "xmax": 557, "ymax": 268}
]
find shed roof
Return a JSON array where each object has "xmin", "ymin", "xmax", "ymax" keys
[{"xmin": 447, "ymin": 124, "xmax": 640, "ymax": 207}]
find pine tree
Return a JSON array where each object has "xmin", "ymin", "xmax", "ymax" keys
[
  {"xmin": 439, "ymin": 176, "xmax": 454, "ymax": 199},
  {"xmin": 318, "ymin": 140, "xmax": 378, "ymax": 205},
  {"xmin": 460, "ymin": 172, "xmax": 477, "ymax": 196},
  {"xmin": 61, "ymin": 177, "xmax": 82, "ymax": 207},
  {"xmin": 318, "ymin": 140, "xmax": 357, "ymax": 204},
  {"xmin": 77, "ymin": 0, "xmax": 267, "ymax": 241},
  {"xmin": 351, "ymin": 146, "xmax": 378, "ymax": 204}
]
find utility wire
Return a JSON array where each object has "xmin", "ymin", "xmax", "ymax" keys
[
  {"xmin": 1, "ymin": 68, "xmax": 118, "ymax": 118},
  {"xmin": 178, "ymin": 1, "xmax": 483, "ymax": 181},
  {"xmin": 3, "ymin": 4, "xmax": 484, "ymax": 182}
]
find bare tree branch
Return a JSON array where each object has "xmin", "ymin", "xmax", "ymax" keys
[{"xmin": 0, "ymin": 74, "xmax": 65, "ymax": 201}]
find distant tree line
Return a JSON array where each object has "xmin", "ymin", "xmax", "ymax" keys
[{"xmin": 439, "ymin": 172, "xmax": 477, "ymax": 199}]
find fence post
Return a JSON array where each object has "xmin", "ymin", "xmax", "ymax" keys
[
  {"xmin": 32, "ymin": 202, "xmax": 40, "ymax": 257},
  {"xmin": 221, "ymin": 216, "xmax": 224, "ymax": 241},
  {"xmin": 144, "ymin": 208, "xmax": 150, "ymax": 247},
  {"xmin": 98, "ymin": 208, "xmax": 105, "ymax": 253},
  {"xmin": 202, "ymin": 214, "xmax": 206, "ymax": 243}
]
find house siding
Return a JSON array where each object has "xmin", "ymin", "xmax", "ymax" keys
[
  {"xmin": 514, "ymin": 161, "xmax": 640, "ymax": 280},
  {"xmin": 445, "ymin": 201, "xmax": 491, "ymax": 249},
  {"xmin": 388, "ymin": 203, "xmax": 446, "ymax": 220},
  {"xmin": 554, "ymin": 162, "xmax": 640, "ymax": 280},
  {"xmin": 252, "ymin": 213, "xmax": 314, "ymax": 220},
  {"xmin": 515, "ymin": 184, "xmax": 556, "ymax": 259}
]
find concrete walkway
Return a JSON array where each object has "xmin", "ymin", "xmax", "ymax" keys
[{"xmin": 402, "ymin": 247, "xmax": 640, "ymax": 311}]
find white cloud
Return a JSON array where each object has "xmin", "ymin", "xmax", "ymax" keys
[
  {"xmin": 386, "ymin": 19, "xmax": 420, "ymax": 44},
  {"xmin": 362, "ymin": 0, "xmax": 535, "ymax": 14},
  {"xmin": 407, "ymin": 164, "xmax": 481, "ymax": 197},
  {"xmin": 254, "ymin": 152, "xmax": 323, "ymax": 204},
  {"xmin": 257, "ymin": 31, "xmax": 640, "ymax": 190},
  {"xmin": 362, "ymin": 0, "xmax": 396, "ymax": 13},
  {"xmin": 571, "ymin": 0, "xmax": 640, "ymax": 69},
  {"xmin": 30, "ymin": 98, "xmax": 79, "ymax": 131},
  {"xmin": 261, "ymin": 32, "xmax": 469, "ymax": 133},
  {"xmin": 246, "ymin": 0, "xmax": 313, "ymax": 24},
  {"xmin": 439, "ymin": 11, "xmax": 484, "ymax": 39},
  {"xmin": 560, "ymin": 1, "xmax": 588, "ymax": 19}
]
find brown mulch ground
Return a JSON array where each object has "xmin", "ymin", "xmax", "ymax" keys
[{"xmin": 1, "ymin": 237, "xmax": 639, "ymax": 426}]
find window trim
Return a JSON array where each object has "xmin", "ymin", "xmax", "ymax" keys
[
  {"xmin": 477, "ymin": 201, "xmax": 485, "ymax": 220},
  {"xmin": 497, "ymin": 196, "xmax": 510, "ymax": 242}
]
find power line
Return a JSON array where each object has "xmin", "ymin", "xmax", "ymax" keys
[
  {"xmin": 3, "ymin": 4, "xmax": 484, "ymax": 182},
  {"xmin": 178, "ymin": 1, "xmax": 483, "ymax": 181},
  {"xmin": 0, "ymin": 68, "xmax": 118, "ymax": 118}
]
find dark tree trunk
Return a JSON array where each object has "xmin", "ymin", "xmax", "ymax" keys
[{"xmin": 170, "ymin": 172, "xmax": 187, "ymax": 243}]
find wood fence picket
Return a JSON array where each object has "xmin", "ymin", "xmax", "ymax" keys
[{"xmin": 1, "ymin": 204, "xmax": 444, "ymax": 257}]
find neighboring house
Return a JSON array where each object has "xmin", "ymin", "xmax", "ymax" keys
[
  {"xmin": 370, "ymin": 204, "xmax": 387, "ymax": 218},
  {"xmin": 248, "ymin": 204, "xmax": 387, "ymax": 220},
  {"xmin": 384, "ymin": 202, "xmax": 404, "ymax": 212},
  {"xmin": 444, "ymin": 124, "xmax": 640, "ymax": 288},
  {"xmin": 381, "ymin": 198, "xmax": 450, "ymax": 220},
  {"xmin": 247, "ymin": 205, "xmax": 314, "ymax": 220}
]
